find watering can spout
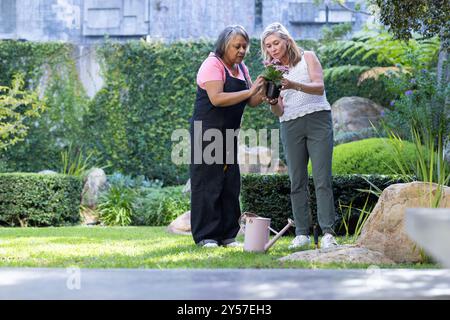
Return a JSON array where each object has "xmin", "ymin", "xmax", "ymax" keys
[{"xmin": 264, "ymin": 219, "xmax": 295, "ymax": 252}]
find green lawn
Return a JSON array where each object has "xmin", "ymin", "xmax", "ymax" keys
[{"xmin": 0, "ymin": 226, "xmax": 438, "ymax": 269}]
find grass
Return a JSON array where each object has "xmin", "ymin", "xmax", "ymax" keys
[{"xmin": 0, "ymin": 226, "xmax": 439, "ymax": 269}]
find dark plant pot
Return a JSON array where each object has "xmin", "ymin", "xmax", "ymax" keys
[{"xmin": 266, "ymin": 81, "xmax": 281, "ymax": 99}]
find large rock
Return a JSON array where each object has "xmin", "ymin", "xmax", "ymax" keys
[
  {"xmin": 167, "ymin": 211, "xmax": 191, "ymax": 235},
  {"xmin": 357, "ymin": 182, "xmax": 450, "ymax": 263},
  {"xmin": 80, "ymin": 207, "xmax": 99, "ymax": 225},
  {"xmin": 280, "ymin": 245, "xmax": 395, "ymax": 265},
  {"xmin": 81, "ymin": 168, "xmax": 107, "ymax": 208},
  {"xmin": 332, "ymin": 97, "xmax": 384, "ymax": 133},
  {"xmin": 81, "ymin": 168, "xmax": 107, "ymax": 207},
  {"xmin": 80, "ymin": 168, "xmax": 107, "ymax": 225}
]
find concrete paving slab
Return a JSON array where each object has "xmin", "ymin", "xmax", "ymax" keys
[{"xmin": 0, "ymin": 268, "xmax": 449, "ymax": 300}]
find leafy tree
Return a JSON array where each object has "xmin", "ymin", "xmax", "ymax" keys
[
  {"xmin": 374, "ymin": 0, "xmax": 450, "ymax": 180},
  {"xmin": 0, "ymin": 74, "xmax": 46, "ymax": 151},
  {"xmin": 374, "ymin": 0, "xmax": 450, "ymax": 84}
]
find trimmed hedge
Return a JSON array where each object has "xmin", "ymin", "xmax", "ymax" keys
[
  {"xmin": 329, "ymin": 138, "xmax": 417, "ymax": 175},
  {"xmin": 241, "ymin": 173, "xmax": 410, "ymax": 236},
  {"xmin": 0, "ymin": 173, "xmax": 82, "ymax": 227}
]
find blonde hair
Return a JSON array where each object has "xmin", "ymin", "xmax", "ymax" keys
[{"xmin": 260, "ymin": 22, "xmax": 303, "ymax": 67}]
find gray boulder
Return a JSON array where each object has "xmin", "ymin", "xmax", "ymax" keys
[
  {"xmin": 332, "ymin": 97, "xmax": 384, "ymax": 133},
  {"xmin": 81, "ymin": 168, "xmax": 107, "ymax": 208}
]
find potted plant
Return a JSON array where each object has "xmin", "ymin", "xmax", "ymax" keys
[{"xmin": 261, "ymin": 59, "xmax": 289, "ymax": 99}]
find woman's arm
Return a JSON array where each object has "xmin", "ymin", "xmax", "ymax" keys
[
  {"xmin": 264, "ymin": 96, "xmax": 284, "ymax": 117},
  {"xmin": 204, "ymin": 77, "xmax": 264, "ymax": 107},
  {"xmin": 247, "ymin": 76, "xmax": 266, "ymax": 107},
  {"xmin": 280, "ymin": 51, "xmax": 325, "ymax": 96}
]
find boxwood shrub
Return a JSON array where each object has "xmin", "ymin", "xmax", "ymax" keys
[
  {"xmin": 241, "ymin": 173, "xmax": 410, "ymax": 236},
  {"xmin": 0, "ymin": 173, "xmax": 82, "ymax": 227},
  {"xmin": 329, "ymin": 138, "xmax": 418, "ymax": 175}
]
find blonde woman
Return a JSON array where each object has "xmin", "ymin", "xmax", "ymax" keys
[{"xmin": 261, "ymin": 22, "xmax": 338, "ymax": 249}]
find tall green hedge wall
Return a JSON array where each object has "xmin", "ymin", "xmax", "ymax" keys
[
  {"xmin": 0, "ymin": 40, "xmax": 88, "ymax": 173},
  {"xmin": 1, "ymin": 39, "xmax": 388, "ymax": 185}
]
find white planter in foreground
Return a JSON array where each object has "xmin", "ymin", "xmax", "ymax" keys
[{"xmin": 405, "ymin": 208, "xmax": 450, "ymax": 267}]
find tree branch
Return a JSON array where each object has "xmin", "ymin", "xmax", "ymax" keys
[{"xmin": 335, "ymin": 1, "xmax": 371, "ymax": 15}]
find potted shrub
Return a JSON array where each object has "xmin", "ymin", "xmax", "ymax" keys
[{"xmin": 261, "ymin": 59, "xmax": 289, "ymax": 99}]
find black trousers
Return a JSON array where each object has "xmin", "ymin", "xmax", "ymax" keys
[{"xmin": 190, "ymin": 162, "xmax": 241, "ymax": 245}]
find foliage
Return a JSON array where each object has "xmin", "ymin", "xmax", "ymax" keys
[
  {"xmin": 385, "ymin": 128, "xmax": 449, "ymax": 192},
  {"xmin": 261, "ymin": 59, "xmax": 289, "ymax": 85},
  {"xmin": 323, "ymin": 65, "xmax": 393, "ymax": 106},
  {"xmin": 318, "ymin": 26, "xmax": 440, "ymax": 107},
  {"xmin": 132, "ymin": 186, "xmax": 190, "ymax": 226},
  {"xmin": 0, "ymin": 40, "xmax": 89, "ymax": 172},
  {"xmin": 329, "ymin": 138, "xmax": 417, "ymax": 175},
  {"xmin": 0, "ymin": 74, "xmax": 46, "ymax": 150},
  {"xmin": 241, "ymin": 173, "xmax": 409, "ymax": 235},
  {"xmin": 0, "ymin": 173, "xmax": 82, "ymax": 227},
  {"xmin": 98, "ymin": 185, "xmax": 135, "ymax": 226},
  {"xmin": 373, "ymin": 0, "xmax": 449, "ymax": 89},
  {"xmin": 107, "ymin": 172, "xmax": 163, "ymax": 189},
  {"xmin": 339, "ymin": 193, "xmax": 372, "ymax": 241},
  {"xmin": 374, "ymin": 0, "xmax": 450, "ymax": 42},
  {"xmin": 97, "ymin": 176, "xmax": 187, "ymax": 226},
  {"xmin": 334, "ymin": 127, "xmax": 378, "ymax": 145},
  {"xmin": 330, "ymin": 28, "xmax": 440, "ymax": 69},
  {"xmin": 320, "ymin": 22, "xmax": 353, "ymax": 44},
  {"xmin": 60, "ymin": 144, "xmax": 95, "ymax": 178},
  {"xmin": 383, "ymin": 67, "xmax": 449, "ymax": 140}
]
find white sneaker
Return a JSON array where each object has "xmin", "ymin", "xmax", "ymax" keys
[
  {"xmin": 289, "ymin": 235, "xmax": 311, "ymax": 249},
  {"xmin": 223, "ymin": 241, "xmax": 243, "ymax": 248},
  {"xmin": 202, "ymin": 242, "xmax": 219, "ymax": 248},
  {"xmin": 320, "ymin": 233, "xmax": 338, "ymax": 249}
]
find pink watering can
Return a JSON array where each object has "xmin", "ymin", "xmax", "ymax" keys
[{"xmin": 242, "ymin": 213, "xmax": 295, "ymax": 253}]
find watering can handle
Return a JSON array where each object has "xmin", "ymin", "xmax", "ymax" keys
[{"xmin": 264, "ymin": 219, "xmax": 295, "ymax": 252}]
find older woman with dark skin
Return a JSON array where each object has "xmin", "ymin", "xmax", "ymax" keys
[
  {"xmin": 190, "ymin": 25, "xmax": 265, "ymax": 248},
  {"xmin": 261, "ymin": 22, "xmax": 338, "ymax": 250}
]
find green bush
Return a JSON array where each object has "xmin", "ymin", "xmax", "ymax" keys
[
  {"xmin": 0, "ymin": 173, "xmax": 82, "ymax": 227},
  {"xmin": 329, "ymin": 138, "xmax": 417, "ymax": 175},
  {"xmin": 333, "ymin": 128, "xmax": 379, "ymax": 146},
  {"xmin": 323, "ymin": 65, "xmax": 393, "ymax": 106},
  {"xmin": 98, "ymin": 185, "xmax": 135, "ymax": 226},
  {"xmin": 241, "ymin": 173, "xmax": 409, "ymax": 235},
  {"xmin": 132, "ymin": 186, "xmax": 190, "ymax": 226}
]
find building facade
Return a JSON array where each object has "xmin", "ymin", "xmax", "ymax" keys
[
  {"xmin": 0, "ymin": 0, "xmax": 371, "ymax": 97},
  {"xmin": 0, "ymin": 0, "xmax": 371, "ymax": 43}
]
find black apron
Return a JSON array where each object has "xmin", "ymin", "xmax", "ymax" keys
[{"xmin": 189, "ymin": 58, "xmax": 249, "ymax": 245}]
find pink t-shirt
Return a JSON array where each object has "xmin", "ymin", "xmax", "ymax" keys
[{"xmin": 196, "ymin": 53, "xmax": 251, "ymax": 90}]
